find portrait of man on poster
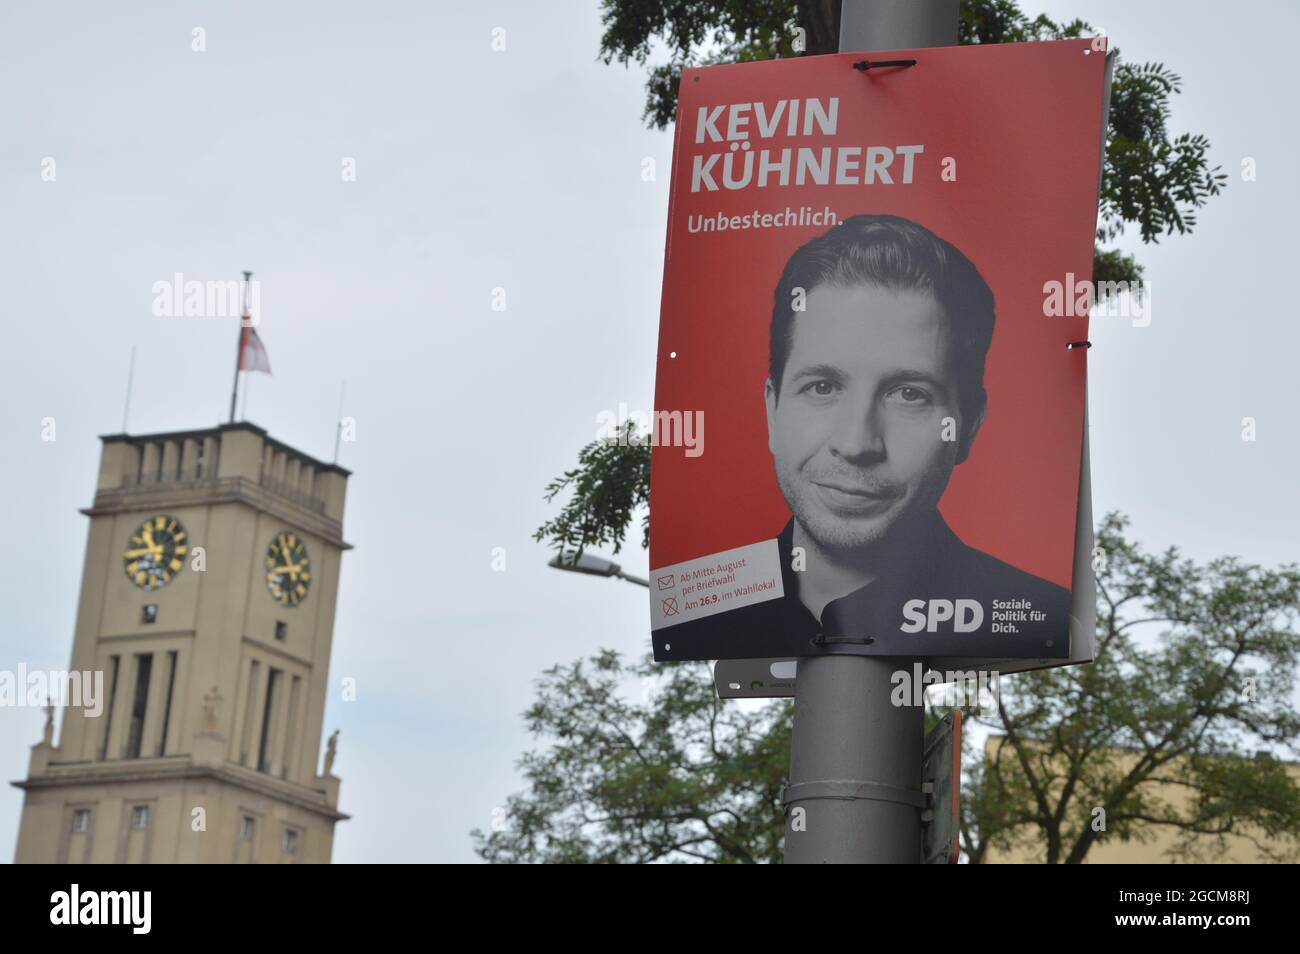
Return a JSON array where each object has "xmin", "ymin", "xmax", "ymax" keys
[{"xmin": 758, "ymin": 213, "xmax": 1071, "ymax": 652}]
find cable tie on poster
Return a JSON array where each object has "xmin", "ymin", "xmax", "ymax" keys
[
  {"xmin": 813, "ymin": 634, "xmax": 876, "ymax": 647},
  {"xmin": 1067, "ymin": 340, "xmax": 1092, "ymax": 349},
  {"xmin": 852, "ymin": 58, "xmax": 917, "ymax": 71}
]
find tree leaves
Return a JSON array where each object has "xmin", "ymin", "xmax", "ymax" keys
[
  {"xmin": 963, "ymin": 513, "xmax": 1300, "ymax": 864},
  {"xmin": 533, "ymin": 421, "xmax": 651, "ymax": 557},
  {"xmin": 472, "ymin": 650, "xmax": 791, "ymax": 863}
]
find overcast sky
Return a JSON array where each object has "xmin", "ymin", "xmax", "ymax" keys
[{"xmin": 2, "ymin": 0, "xmax": 1297, "ymax": 863}]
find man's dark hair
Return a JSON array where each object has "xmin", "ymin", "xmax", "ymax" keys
[{"xmin": 770, "ymin": 214, "xmax": 995, "ymax": 423}]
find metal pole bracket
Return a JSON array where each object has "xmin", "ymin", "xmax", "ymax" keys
[{"xmin": 783, "ymin": 778, "xmax": 927, "ymax": 811}]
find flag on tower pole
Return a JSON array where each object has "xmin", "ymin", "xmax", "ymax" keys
[
  {"xmin": 228, "ymin": 271, "xmax": 271, "ymax": 422},
  {"xmin": 239, "ymin": 324, "xmax": 272, "ymax": 373}
]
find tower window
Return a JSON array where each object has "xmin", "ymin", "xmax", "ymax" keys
[
  {"xmin": 141, "ymin": 604, "xmax": 158, "ymax": 624},
  {"xmin": 71, "ymin": 809, "xmax": 91, "ymax": 833},
  {"xmin": 239, "ymin": 814, "xmax": 255, "ymax": 841},
  {"xmin": 257, "ymin": 669, "xmax": 281, "ymax": 773},
  {"xmin": 281, "ymin": 827, "xmax": 300, "ymax": 855},
  {"xmin": 158, "ymin": 651, "xmax": 178, "ymax": 757},
  {"xmin": 125, "ymin": 654, "xmax": 153, "ymax": 759},
  {"xmin": 275, "ymin": 621, "xmax": 287, "ymax": 641},
  {"xmin": 131, "ymin": 806, "xmax": 151, "ymax": 829},
  {"xmin": 99, "ymin": 656, "xmax": 120, "ymax": 761}
]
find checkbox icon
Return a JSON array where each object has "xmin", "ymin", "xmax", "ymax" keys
[
  {"xmin": 661, "ymin": 597, "xmax": 679, "ymax": 616},
  {"xmin": 656, "ymin": 573, "xmax": 675, "ymax": 590}
]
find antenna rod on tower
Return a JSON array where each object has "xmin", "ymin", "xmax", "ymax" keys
[
  {"xmin": 229, "ymin": 271, "xmax": 252, "ymax": 423},
  {"xmin": 121, "ymin": 345, "xmax": 136, "ymax": 432}
]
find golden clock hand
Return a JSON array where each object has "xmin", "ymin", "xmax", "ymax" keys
[{"xmin": 124, "ymin": 546, "xmax": 163, "ymax": 558}]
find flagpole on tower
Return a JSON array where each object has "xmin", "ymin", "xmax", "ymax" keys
[{"xmin": 229, "ymin": 270, "xmax": 252, "ymax": 423}]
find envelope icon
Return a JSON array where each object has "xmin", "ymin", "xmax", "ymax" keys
[
  {"xmin": 661, "ymin": 597, "xmax": 679, "ymax": 616},
  {"xmin": 656, "ymin": 573, "xmax": 675, "ymax": 590}
]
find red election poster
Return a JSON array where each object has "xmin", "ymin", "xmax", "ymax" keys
[{"xmin": 648, "ymin": 39, "xmax": 1108, "ymax": 663}]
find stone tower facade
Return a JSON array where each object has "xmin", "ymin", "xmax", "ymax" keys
[{"xmin": 13, "ymin": 422, "xmax": 350, "ymax": 863}]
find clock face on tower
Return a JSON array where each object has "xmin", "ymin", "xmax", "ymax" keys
[
  {"xmin": 123, "ymin": 514, "xmax": 190, "ymax": 590},
  {"xmin": 265, "ymin": 530, "xmax": 311, "ymax": 607}
]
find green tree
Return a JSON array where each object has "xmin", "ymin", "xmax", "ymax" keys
[
  {"xmin": 474, "ymin": 651, "xmax": 791, "ymax": 863},
  {"xmin": 961, "ymin": 514, "xmax": 1300, "ymax": 864},
  {"xmin": 598, "ymin": 0, "xmax": 1226, "ymax": 286},
  {"xmin": 477, "ymin": 512, "xmax": 1300, "ymax": 863}
]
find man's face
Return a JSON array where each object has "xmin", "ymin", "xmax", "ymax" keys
[{"xmin": 765, "ymin": 282, "xmax": 981, "ymax": 558}]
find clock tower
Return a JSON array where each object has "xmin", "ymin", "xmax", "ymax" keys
[{"xmin": 13, "ymin": 421, "xmax": 350, "ymax": 863}]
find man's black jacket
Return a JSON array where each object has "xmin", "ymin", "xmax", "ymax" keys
[{"xmin": 652, "ymin": 510, "xmax": 1072, "ymax": 661}]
